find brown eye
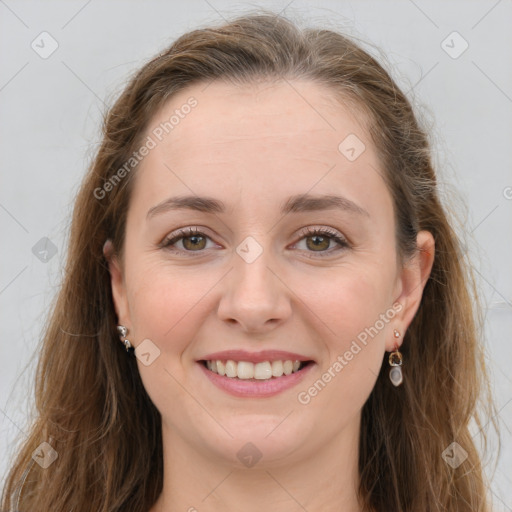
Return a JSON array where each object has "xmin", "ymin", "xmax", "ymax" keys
[
  {"xmin": 161, "ymin": 226, "xmax": 349, "ymax": 257},
  {"xmin": 161, "ymin": 227, "xmax": 213, "ymax": 254},
  {"xmin": 305, "ymin": 234, "xmax": 331, "ymax": 251},
  {"xmin": 295, "ymin": 227, "xmax": 349, "ymax": 257},
  {"xmin": 182, "ymin": 233, "xmax": 207, "ymax": 251}
]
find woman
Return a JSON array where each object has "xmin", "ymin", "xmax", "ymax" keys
[{"xmin": 1, "ymin": 11, "xmax": 498, "ymax": 512}]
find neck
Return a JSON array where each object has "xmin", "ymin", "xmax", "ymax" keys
[{"xmin": 151, "ymin": 415, "xmax": 363, "ymax": 512}]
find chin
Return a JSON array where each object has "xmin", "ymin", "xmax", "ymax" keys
[{"xmin": 200, "ymin": 416, "xmax": 314, "ymax": 468}]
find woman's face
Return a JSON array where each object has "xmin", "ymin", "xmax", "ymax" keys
[{"xmin": 108, "ymin": 79, "xmax": 431, "ymax": 467}]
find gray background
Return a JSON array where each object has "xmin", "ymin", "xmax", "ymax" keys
[{"xmin": 1, "ymin": 0, "xmax": 511, "ymax": 509}]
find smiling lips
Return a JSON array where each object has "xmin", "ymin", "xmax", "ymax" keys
[{"xmin": 198, "ymin": 349, "xmax": 314, "ymax": 397}]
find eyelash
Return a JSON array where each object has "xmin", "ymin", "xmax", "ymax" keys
[{"xmin": 160, "ymin": 226, "xmax": 349, "ymax": 258}]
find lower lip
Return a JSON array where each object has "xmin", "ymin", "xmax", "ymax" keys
[{"xmin": 198, "ymin": 361, "xmax": 315, "ymax": 398}]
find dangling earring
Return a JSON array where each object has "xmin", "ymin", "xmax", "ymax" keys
[
  {"xmin": 389, "ymin": 329, "xmax": 403, "ymax": 387},
  {"xmin": 117, "ymin": 325, "xmax": 133, "ymax": 353}
]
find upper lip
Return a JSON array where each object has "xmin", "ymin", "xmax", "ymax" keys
[{"xmin": 199, "ymin": 350, "xmax": 314, "ymax": 364}]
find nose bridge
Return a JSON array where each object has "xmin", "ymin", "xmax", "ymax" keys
[
  {"xmin": 217, "ymin": 232, "xmax": 291, "ymax": 331},
  {"xmin": 233, "ymin": 232, "xmax": 280, "ymax": 303},
  {"xmin": 235, "ymin": 235, "xmax": 274, "ymax": 294}
]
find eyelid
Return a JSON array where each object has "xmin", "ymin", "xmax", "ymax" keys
[{"xmin": 296, "ymin": 225, "xmax": 346, "ymax": 242}]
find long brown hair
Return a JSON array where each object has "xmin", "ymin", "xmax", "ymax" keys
[{"xmin": 1, "ymin": 10, "xmax": 498, "ymax": 512}]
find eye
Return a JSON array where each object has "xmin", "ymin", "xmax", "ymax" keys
[
  {"xmin": 293, "ymin": 227, "xmax": 349, "ymax": 257},
  {"xmin": 160, "ymin": 226, "xmax": 350, "ymax": 257},
  {"xmin": 160, "ymin": 227, "xmax": 216, "ymax": 254}
]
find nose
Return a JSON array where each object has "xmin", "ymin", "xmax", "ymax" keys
[{"xmin": 216, "ymin": 242, "xmax": 292, "ymax": 334}]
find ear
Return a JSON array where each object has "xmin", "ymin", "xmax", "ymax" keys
[
  {"xmin": 103, "ymin": 239, "xmax": 131, "ymax": 327},
  {"xmin": 388, "ymin": 230, "xmax": 435, "ymax": 351}
]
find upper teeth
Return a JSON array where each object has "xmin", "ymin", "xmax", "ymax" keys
[{"xmin": 206, "ymin": 359, "xmax": 302, "ymax": 380}]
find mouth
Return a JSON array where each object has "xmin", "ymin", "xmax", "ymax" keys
[
  {"xmin": 196, "ymin": 351, "xmax": 316, "ymax": 398},
  {"xmin": 200, "ymin": 358, "xmax": 314, "ymax": 380}
]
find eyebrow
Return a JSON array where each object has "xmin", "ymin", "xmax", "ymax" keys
[{"xmin": 146, "ymin": 193, "xmax": 370, "ymax": 219}]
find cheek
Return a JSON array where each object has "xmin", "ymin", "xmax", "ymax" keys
[
  {"xmin": 299, "ymin": 261, "xmax": 395, "ymax": 347},
  {"xmin": 123, "ymin": 267, "xmax": 214, "ymax": 423},
  {"xmin": 126, "ymin": 266, "xmax": 201, "ymax": 352},
  {"xmin": 293, "ymin": 264, "xmax": 395, "ymax": 411}
]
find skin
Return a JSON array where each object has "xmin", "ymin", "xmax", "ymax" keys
[{"xmin": 105, "ymin": 79, "xmax": 434, "ymax": 512}]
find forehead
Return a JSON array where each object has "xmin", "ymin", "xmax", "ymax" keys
[
  {"xmin": 150, "ymin": 79, "xmax": 370, "ymax": 162},
  {"xmin": 130, "ymin": 79, "xmax": 390, "ymax": 219}
]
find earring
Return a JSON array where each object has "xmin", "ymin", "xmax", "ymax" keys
[
  {"xmin": 388, "ymin": 329, "xmax": 403, "ymax": 387},
  {"xmin": 116, "ymin": 325, "xmax": 133, "ymax": 353}
]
